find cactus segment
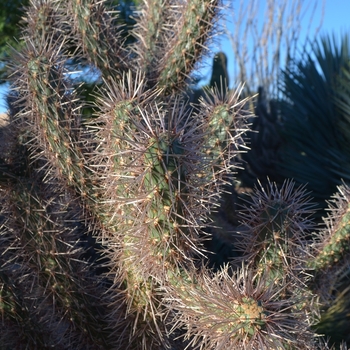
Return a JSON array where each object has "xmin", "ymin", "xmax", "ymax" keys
[
  {"xmin": 157, "ymin": 0, "xmax": 219, "ymax": 92},
  {"xmin": 135, "ymin": 0, "xmax": 219, "ymax": 93},
  {"xmin": 67, "ymin": 0, "xmax": 127, "ymax": 78},
  {"xmin": 23, "ymin": 47, "xmax": 91, "ymax": 200},
  {"xmin": 209, "ymin": 52, "xmax": 230, "ymax": 91},
  {"xmin": 5, "ymin": 0, "xmax": 95, "ymax": 206},
  {"xmin": 23, "ymin": 0, "xmax": 60, "ymax": 47},
  {"xmin": 235, "ymin": 178, "xmax": 318, "ymax": 314},
  {"xmin": 312, "ymin": 210, "xmax": 350, "ymax": 270},
  {"xmin": 107, "ymin": 102, "xmax": 204, "ymax": 277},
  {"xmin": 93, "ymin": 75, "xmax": 250, "ymax": 347},
  {"xmin": 311, "ymin": 185, "xmax": 350, "ymax": 271},
  {"xmin": 133, "ymin": 0, "xmax": 166, "ymax": 80},
  {"xmin": 164, "ymin": 265, "xmax": 314, "ymax": 349},
  {"xmin": 141, "ymin": 133, "xmax": 190, "ymax": 264},
  {"xmin": 196, "ymin": 85, "xmax": 251, "ymax": 173},
  {"xmin": 0, "ymin": 181, "xmax": 117, "ymax": 348}
]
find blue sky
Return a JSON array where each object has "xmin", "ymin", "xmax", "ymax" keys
[
  {"xmin": 0, "ymin": 0, "xmax": 350, "ymax": 112},
  {"xmin": 198, "ymin": 0, "xmax": 350, "ymax": 90}
]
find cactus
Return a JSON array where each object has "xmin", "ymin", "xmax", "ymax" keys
[{"xmin": 1, "ymin": 0, "xmax": 350, "ymax": 349}]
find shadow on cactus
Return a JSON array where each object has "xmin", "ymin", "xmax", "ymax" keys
[{"xmin": 1, "ymin": 0, "xmax": 350, "ymax": 349}]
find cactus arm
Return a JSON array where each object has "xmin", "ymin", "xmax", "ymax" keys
[
  {"xmin": 132, "ymin": 0, "xmax": 167, "ymax": 82},
  {"xmin": 0, "ymin": 269, "xmax": 47, "ymax": 348},
  {"xmin": 18, "ymin": 39, "xmax": 94, "ymax": 202},
  {"xmin": 8, "ymin": 1, "xmax": 93, "ymax": 202},
  {"xmin": 312, "ymin": 210, "xmax": 350, "ymax": 271},
  {"xmin": 65, "ymin": 0, "xmax": 128, "ymax": 79},
  {"xmin": 156, "ymin": 0, "xmax": 218, "ymax": 93},
  {"xmin": 237, "ymin": 180, "xmax": 316, "ymax": 286},
  {"xmin": 309, "ymin": 185, "xmax": 350, "ymax": 345},
  {"xmin": 310, "ymin": 186, "xmax": 350, "ymax": 271},
  {"xmin": 134, "ymin": 0, "xmax": 219, "ymax": 93},
  {"xmin": 0, "ymin": 180, "xmax": 118, "ymax": 348},
  {"xmin": 209, "ymin": 52, "xmax": 230, "ymax": 91},
  {"xmin": 164, "ymin": 265, "xmax": 314, "ymax": 349}
]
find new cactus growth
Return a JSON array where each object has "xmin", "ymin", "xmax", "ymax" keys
[
  {"xmin": 237, "ymin": 181, "xmax": 315, "ymax": 284},
  {"xmin": 1, "ymin": 0, "xmax": 350, "ymax": 349}
]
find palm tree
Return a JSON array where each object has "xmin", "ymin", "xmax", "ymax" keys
[{"xmin": 277, "ymin": 34, "xmax": 350, "ymax": 210}]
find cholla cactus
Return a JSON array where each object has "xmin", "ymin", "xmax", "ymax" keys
[{"xmin": 0, "ymin": 0, "xmax": 350, "ymax": 349}]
